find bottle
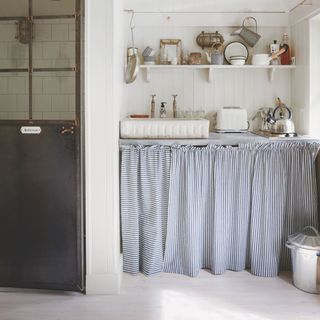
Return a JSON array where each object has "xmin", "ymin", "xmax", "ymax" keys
[
  {"xmin": 270, "ymin": 40, "xmax": 280, "ymax": 65},
  {"xmin": 160, "ymin": 102, "xmax": 167, "ymax": 118},
  {"xmin": 172, "ymin": 94, "xmax": 178, "ymax": 118},
  {"xmin": 280, "ymin": 33, "xmax": 291, "ymax": 65},
  {"xmin": 182, "ymin": 51, "xmax": 189, "ymax": 65},
  {"xmin": 150, "ymin": 94, "xmax": 156, "ymax": 118}
]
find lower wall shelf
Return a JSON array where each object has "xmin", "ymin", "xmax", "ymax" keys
[{"xmin": 140, "ymin": 64, "xmax": 296, "ymax": 83}]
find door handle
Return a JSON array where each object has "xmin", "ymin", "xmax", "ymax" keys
[{"xmin": 60, "ymin": 126, "xmax": 75, "ymax": 135}]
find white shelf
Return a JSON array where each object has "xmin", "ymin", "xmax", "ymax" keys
[{"xmin": 140, "ymin": 64, "xmax": 296, "ymax": 83}]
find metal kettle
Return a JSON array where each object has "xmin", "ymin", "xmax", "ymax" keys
[{"xmin": 272, "ymin": 100, "xmax": 295, "ymax": 134}]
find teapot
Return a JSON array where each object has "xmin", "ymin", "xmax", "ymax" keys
[{"xmin": 271, "ymin": 99, "xmax": 295, "ymax": 134}]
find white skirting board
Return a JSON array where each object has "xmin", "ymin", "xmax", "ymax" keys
[{"xmin": 86, "ymin": 258, "xmax": 123, "ymax": 295}]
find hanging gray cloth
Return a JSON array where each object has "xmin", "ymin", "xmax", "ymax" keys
[
  {"xmin": 250, "ymin": 143, "xmax": 320, "ymax": 277},
  {"xmin": 163, "ymin": 145, "xmax": 255, "ymax": 276},
  {"xmin": 120, "ymin": 145, "xmax": 171, "ymax": 275}
]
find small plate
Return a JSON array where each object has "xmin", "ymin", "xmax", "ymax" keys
[{"xmin": 224, "ymin": 42, "xmax": 249, "ymax": 64}]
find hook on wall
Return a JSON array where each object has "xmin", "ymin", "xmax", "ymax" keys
[{"xmin": 124, "ymin": 9, "xmax": 136, "ymax": 47}]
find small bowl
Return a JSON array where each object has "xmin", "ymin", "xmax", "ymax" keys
[
  {"xmin": 144, "ymin": 56, "xmax": 156, "ymax": 61},
  {"xmin": 230, "ymin": 55, "xmax": 247, "ymax": 60},
  {"xmin": 230, "ymin": 59, "xmax": 246, "ymax": 66}
]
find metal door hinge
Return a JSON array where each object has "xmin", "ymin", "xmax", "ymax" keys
[{"xmin": 61, "ymin": 126, "xmax": 75, "ymax": 135}]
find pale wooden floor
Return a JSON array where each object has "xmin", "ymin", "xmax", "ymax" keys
[{"xmin": 0, "ymin": 270, "xmax": 320, "ymax": 320}]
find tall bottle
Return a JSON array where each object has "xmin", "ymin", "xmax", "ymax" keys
[
  {"xmin": 270, "ymin": 40, "xmax": 280, "ymax": 65},
  {"xmin": 150, "ymin": 94, "xmax": 156, "ymax": 118},
  {"xmin": 280, "ymin": 33, "xmax": 291, "ymax": 65}
]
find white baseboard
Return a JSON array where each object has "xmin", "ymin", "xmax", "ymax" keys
[{"xmin": 86, "ymin": 259, "xmax": 123, "ymax": 295}]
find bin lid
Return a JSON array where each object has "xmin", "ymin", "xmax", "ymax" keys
[{"xmin": 288, "ymin": 226, "xmax": 320, "ymax": 250}]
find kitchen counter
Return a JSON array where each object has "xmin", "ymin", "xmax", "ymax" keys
[{"xmin": 119, "ymin": 132, "xmax": 319, "ymax": 146}]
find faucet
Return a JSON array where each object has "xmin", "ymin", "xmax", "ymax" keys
[
  {"xmin": 172, "ymin": 94, "xmax": 178, "ymax": 118},
  {"xmin": 150, "ymin": 94, "xmax": 156, "ymax": 118}
]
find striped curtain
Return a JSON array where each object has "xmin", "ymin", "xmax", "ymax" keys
[
  {"xmin": 163, "ymin": 145, "xmax": 255, "ymax": 276},
  {"xmin": 250, "ymin": 143, "xmax": 320, "ymax": 277},
  {"xmin": 120, "ymin": 145, "xmax": 171, "ymax": 275},
  {"xmin": 121, "ymin": 142, "xmax": 320, "ymax": 277}
]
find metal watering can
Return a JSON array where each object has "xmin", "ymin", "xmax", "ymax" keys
[{"xmin": 232, "ymin": 17, "xmax": 261, "ymax": 47}]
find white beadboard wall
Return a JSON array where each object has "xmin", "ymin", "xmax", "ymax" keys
[
  {"xmin": 291, "ymin": 20, "xmax": 310, "ymax": 135},
  {"xmin": 309, "ymin": 17, "xmax": 320, "ymax": 137},
  {"xmin": 122, "ymin": 26, "xmax": 292, "ymax": 130},
  {"xmin": 0, "ymin": 19, "xmax": 75, "ymax": 120},
  {"xmin": 289, "ymin": 1, "xmax": 320, "ymax": 135}
]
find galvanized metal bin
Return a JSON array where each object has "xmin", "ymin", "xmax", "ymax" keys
[{"xmin": 286, "ymin": 226, "xmax": 320, "ymax": 294}]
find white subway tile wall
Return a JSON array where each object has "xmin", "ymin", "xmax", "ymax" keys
[{"xmin": 0, "ymin": 19, "xmax": 76, "ymax": 120}]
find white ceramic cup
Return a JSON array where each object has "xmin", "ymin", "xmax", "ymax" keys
[{"xmin": 252, "ymin": 54, "xmax": 272, "ymax": 65}]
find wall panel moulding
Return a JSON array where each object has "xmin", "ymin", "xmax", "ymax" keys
[
  {"xmin": 129, "ymin": 12, "xmax": 290, "ymax": 28},
  {"xmin": 290, "ymin": 0, "xmax": 320, "ymax": 26}
]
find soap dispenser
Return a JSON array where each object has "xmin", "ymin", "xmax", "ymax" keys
[{"xmin": 160, "ymin": 102, "xmax": 167, "ymax": 118}]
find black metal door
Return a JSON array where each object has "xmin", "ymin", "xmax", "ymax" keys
[{"xmin": 0, "ymin": 121, "xmax": 84, "ymax": 292}]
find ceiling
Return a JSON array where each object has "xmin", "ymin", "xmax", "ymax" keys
[
  {"xmin": 0, "ymin": 0, "xmax": 75, "ymax": 17},
  {"xmin": 0, "ymin": 0, "xmax": 307, "ymax": 17},
  {"xmin": 123, "ymin": 0, "xmax": 307, "ymax": 13}
]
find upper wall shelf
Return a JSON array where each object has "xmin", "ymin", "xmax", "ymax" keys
[{"xmin": 140, "ymin": 64, "xmax": 296, "ymax": 83}]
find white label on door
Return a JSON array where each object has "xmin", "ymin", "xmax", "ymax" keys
[{"xmin": 20, "ymin": 126, "xmax": 42, "ymax": 135}]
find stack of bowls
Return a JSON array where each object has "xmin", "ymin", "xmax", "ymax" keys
[
  {"xmin": 142, "ymin": 46, "xmax": 156, "ymax": 65},
  {"xmin": 143, "ymin": 56, "xmax": 156, "ymax": 65},
  {"xmin": 230, "ymin": 55, "xmax": 246, "ymax": 65}
]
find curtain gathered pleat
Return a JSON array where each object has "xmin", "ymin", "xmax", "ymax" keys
[
  {"xmin": 120, "ymin": 145, "xmax": 171, "ymax": 275},
  {"xmin": 250, "ymin": 143, "xmax": 320, "ymax": 276},
  {"xmin": 163, "ymin": 146, "xmax": 255, "ymax": 276},
  {"xmin": 120, "ymin": 142, "xmax": 320, "ymax": 277}
]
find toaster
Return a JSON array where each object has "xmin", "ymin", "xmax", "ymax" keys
[{"xmin": 216, "ymin": 107, "xmax": 248, "ymax": 132}]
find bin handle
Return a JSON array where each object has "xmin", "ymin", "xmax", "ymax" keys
[
  {"xmin": 286, "ymin": 241, "xmax": 295, "ymax": 250},
  {"xmin": 303, "ymin": 226, "xmax": 320, "ymax": 237}
]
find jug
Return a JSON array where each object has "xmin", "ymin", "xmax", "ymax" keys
[{"xmin": 205, "ymin": 48, "xmax": 224, "ymax": 65}]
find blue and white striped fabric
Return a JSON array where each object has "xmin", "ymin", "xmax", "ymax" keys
[
  {"xmin": 120, "ymin": 142, "xmax": 320, "ymax": 277},
  {"xmin": 250, "ymin": 143, "xmax": 320, "ymax": 277},
  {"xmin": 163, "ymin": 145, "xmax": 255, "ymax": 276},
  {"xmin": 120, "ymin": 145, "xmax": 171, "ymax": 275}
]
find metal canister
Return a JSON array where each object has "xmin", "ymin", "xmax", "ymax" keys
[{"xmin": 286, "ymin": 226, "xmax": 320, "ymax": 294}]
